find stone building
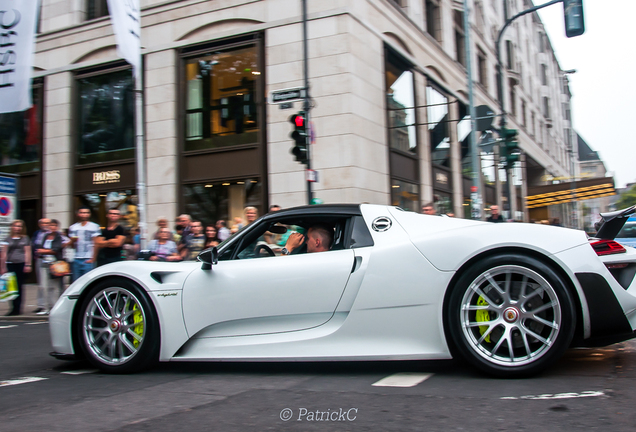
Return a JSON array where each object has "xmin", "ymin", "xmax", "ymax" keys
[{"xmin": 0, "ymin": 0, "xmax": 578, "ymax": 232}]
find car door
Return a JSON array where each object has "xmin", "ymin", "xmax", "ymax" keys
[{"xmin": 182, "ymin": 248, "xmax": 356, "ymax": 338}]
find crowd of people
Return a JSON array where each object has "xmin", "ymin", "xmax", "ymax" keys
[{"xmin": 1, "ymin": 204, "xmax": 275, "ymax": 317}]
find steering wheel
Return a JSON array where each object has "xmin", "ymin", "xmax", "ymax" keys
[{"xmin": 254, "ymin": 244, "xmax": 275, "ymax": 257}]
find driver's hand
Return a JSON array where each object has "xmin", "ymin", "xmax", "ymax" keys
[{"xmin": 285, "ymin": 232, "xmax": 305, "ymax": 252}]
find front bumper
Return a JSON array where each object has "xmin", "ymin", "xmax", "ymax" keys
[{"xmin": 49, "ymin": 296, "xmax": 78, "ymax": 356}]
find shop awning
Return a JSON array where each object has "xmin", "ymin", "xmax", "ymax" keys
[{"xmin": 526, "ymin": 177, "xmax": 616, "ymax": 209}]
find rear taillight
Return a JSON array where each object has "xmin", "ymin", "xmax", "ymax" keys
[{"xmin": 590, "ymin": 240, "xmax": 626, "ymax": 256}]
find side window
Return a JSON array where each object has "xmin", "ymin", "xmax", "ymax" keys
[{"xmin": 349, "ymin": 216, "xmax": 374, "ymax": 248}]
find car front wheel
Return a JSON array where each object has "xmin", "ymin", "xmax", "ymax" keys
[
  {"xmin": 76, "ymin": 278, "xmax": 159, "ymax": 373},
  {"xmin": 446, "ymin": 254, "xmax": 576, "ymax": 377}
]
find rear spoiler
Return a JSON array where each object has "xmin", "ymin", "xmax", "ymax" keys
[{"xmin": 594, "ymin": 205, "xmax": 636, "ymax": 240}]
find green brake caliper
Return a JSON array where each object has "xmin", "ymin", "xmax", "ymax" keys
[
  {"xmin": 475, "ymin": 296, "xmax": 491, "ymax": 343},
  {"xmin": 132, "ymin": 304, "xmax": 144, "ymax": 348}
]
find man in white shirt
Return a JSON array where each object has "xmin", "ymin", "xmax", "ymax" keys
[{"xmin": 68, "ymin": 207, "xmax": 101, "ymax": 282}]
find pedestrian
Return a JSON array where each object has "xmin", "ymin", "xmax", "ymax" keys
[
  {"xmin": 244, "ymin": 206, "xmax": 258, "ymax": 226},
  {"xmin": 68, "ymin": 207, "xmax": 101, "ymax": 281},
  {"xmin": 181, "ymin": 220, "xmax": 206, "ymax": 261},
  {"xmin": 269, "ymin": 204, "xmax": 282, "ymax": 213},
  {"xmin": 148, "ymin": 228, "xmax": 181, "ymax": 261},
  {"xmin": 152, "ymin": 216, "xmax": 174, "ymax": 241},
  {"xmin": 486, "ymin": 205, "xmax": 505, "ymax": 223},
  {"xmin": 205, "ymin": 225, "xmax": 220, "ymax": 248},
  {"xmin": 177, "ymin": 214, "xmax": 192, "ymax": 253},
  {"xmin": 94, "ymin": 208, "xmax": 127, "ymax": 266},
  {"xmin": 33, "ymin": 220, "xmax": 65, "ymax": 315},
  {"xmin": 31, "ymin": 217, "xmax": 51, "ymax": 314},
  {"xmin": 422, "ymin": 202, "xmax": 436, "ymax": 215},
  {"xmin": 216, "ymin": 219, "xmax": 230, "ymax": 241},
  {"xmin": 0, "ymin": 219, "xmax": 32, "ymax": 316}
]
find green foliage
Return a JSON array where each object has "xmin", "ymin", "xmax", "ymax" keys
[{"xmin": 616, "ymin": 184, "xmax": 636, "ymax": 209}]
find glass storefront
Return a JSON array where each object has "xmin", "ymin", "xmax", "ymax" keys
[
  {"xmin": 427, "ymin": 85, "xmax": 450, "ymax": 167},
  {"xmin": 76, "ymin": 190, "xmax": 138, "ymax": 230},
  {"xmin": 385, "ymin": 58, "xmax": 416, "ymax": 154},
  {"xmin": 77, "ymin": 68, "xmax": 135, "ymax": 164},
  {"xmin": 0, "ymin": 85, "xmax": 42, "ymax": 174},
  {"xmin": 391, "ymin": 179, "xmax": 419, "ymax": 212},
  {"xmin": 184, "ymin": 44, "xmax": 260, "ymax": 151},
  {"xmin": 183, "ymin": 179, "xmax": 262, "ymax": 229}
]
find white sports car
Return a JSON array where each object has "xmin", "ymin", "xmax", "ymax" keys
[{"xmin": 49, "ymin": 204, "xmax": 636, "ymax": 377}]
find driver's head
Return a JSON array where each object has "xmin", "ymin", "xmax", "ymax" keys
[{"xmin": 306, "ymin": 224, "xmax": 333, "ymax": 253}]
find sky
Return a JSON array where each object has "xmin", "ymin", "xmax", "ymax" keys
[{"xmin": 537, "ymin": 0, "xmax": 636, "ymax": 189}]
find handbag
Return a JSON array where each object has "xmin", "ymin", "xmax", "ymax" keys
[
  {"xmin": 49, "ymin": 260, "xmax": 71, "ymax": 278},
  {"xmin": 0, "ymin": 272, "xmax": 18, "ymax": 302}
]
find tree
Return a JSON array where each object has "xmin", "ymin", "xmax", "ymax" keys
[{"xmin": 616, "ymin": 184, "xmax": 636, "ymax": 209}]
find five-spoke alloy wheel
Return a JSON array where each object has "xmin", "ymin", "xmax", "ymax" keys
[
  {"xmin": 447, "ymin": 254, "xmax": 576, "ymax": 377},
  {"xmin": 77, "ymin": 278, "xmax": 159, "ymax": 373}
]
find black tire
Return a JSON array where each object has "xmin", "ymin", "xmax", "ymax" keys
[
  {"xmin": 446, "ymin": 254, "xmax": 576, "ymax": 377},
  {"xmin": 76, "ymin": 278, "xmax": 160, "ymax": 373}
]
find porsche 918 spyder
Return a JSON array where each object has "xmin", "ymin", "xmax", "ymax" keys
[{"xmin": 49, "ymin": 204, "xmax": 636, "ymax": 377}]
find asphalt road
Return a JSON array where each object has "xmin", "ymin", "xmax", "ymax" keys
[{"xmin": 2, "ymin": 319, "xmax": 636, "ymax": 432}]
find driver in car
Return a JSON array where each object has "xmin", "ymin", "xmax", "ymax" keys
[{"xmin": 281, "ymin": 224, "xmax": 333, "ymax": 255}]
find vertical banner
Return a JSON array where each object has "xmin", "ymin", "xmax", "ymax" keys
[
  {"xmin": 107, "ymin": 0, "xmax": 141, "ymax": 77},
  {"xmin": 0, "ymin": 0, "xmax": 40, "ymax": 114}
]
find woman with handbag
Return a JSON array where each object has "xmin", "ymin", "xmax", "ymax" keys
[
  {"xmin": 33, "ymin": 220, "xmax": 64, "ymax": 315},
  {"xmin": 0, "ymin": 219, "xmax": 32, "ymax": 316}
]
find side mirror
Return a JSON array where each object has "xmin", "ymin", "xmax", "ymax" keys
[{"xmin": 198, "ymin": 247, "xmax": 219, "ymax": 270}]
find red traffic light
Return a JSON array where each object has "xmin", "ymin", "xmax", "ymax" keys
[{"xmin": 295, "ymin": 116, "xmax": 304, "ymax": 127}]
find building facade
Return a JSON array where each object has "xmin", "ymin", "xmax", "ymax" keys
[{"xmin": 0, "ymin": 0, "xmax": 578, "ymax": 232}]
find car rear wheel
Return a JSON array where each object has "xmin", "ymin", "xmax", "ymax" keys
[
  {"xmin": 446, "ymin": 254, "xmax": 575, "ymax": 377},
  {"xmin": 76, "ymin": 278, "xmax": 159, "ymax": 373}
]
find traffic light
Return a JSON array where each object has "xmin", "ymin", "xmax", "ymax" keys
[
  {"xmin": 289, "ymin": 111, "xmax": 308, "ymax": 165},
  {"xmin": 563, "ymin": 0, "xmax": 585, "ymax": 38},
  {"xmin": 499, "ymin": 127, "xmax": 520, "ymax": 167}
]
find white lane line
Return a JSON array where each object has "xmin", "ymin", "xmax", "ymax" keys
[
  {"xmin": 61, "ymin": 369, "xmax": 99, "ymax": 375},
  {"xmin": 501, "ymin": 390, "xmax": 605, "ymax": 400},
  {"xmin": 0, "ymin": 377, "xmax": 48, "ymax": 387},
  {"xmin": 372, "ymin": 372, "xmax": 433, "ymax": 387},
  {"xmin": 0, "ymin": 325, "xmax": 17, "ymax": 329}
]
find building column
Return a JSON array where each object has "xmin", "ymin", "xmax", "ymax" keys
[
  {"xmin": 43, "ymin": 72, "xmax": 73, "ymax": 228},
  {"xmin": 416, "ymin": 73, "xmax": 433, "ymax": 206},
  {"xmin": 145, "ymin": 50, "xmax": 179, "ymax": 226},
  {"xmin": 449, "ymin": 98, "xmax": 463, "ymax": 217},
  {"xmin": 520, "ymin": 153, "xmax": 529, "ymax": 222}
]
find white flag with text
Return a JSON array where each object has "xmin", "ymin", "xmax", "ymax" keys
[
  {"xmin": 0, "ymin": 0, "xmax": 40, "ymax": 113},
  {"xmin": 107, "ymin": 0, "xmax": 141, "ymax": 78}
]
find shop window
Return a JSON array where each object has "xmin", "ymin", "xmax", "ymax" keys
[
  {"xmin": 77, "ymin": 68, "xmax": 135, "ymax": 164},
  {"xmin": 385, "ymin": 53, "xmax": 416, "ymax": 154},
  {"xmin": 184, "ymin": 44, "xmax": 260, "ymax": 151},
  {"xmin": 426, "ymin": 85, "xmax": 450, "ymax": 167},
  {"xmin": 183, "ymin": 179, "xmax": 262, "ymax": 230},
  {"xmin": 457, "ymin": 103, "xmax": 472, "ymax": 175},
  {"xmin": 391, "ymin": 179, "xmax": 419, "ymax": 212},
  {"xmin": 77, "ymin": 190, "xmax": 138, "ymax": 230},
  {"xmin": 0, "ymin": 84, "xmax": 43, "ymax": 173},
  {"xmin": 87, "ymin": 0, "xmax": 109, "ymax": 21}
]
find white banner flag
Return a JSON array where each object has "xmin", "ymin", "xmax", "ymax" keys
[
  {"xmin": 107, "ymin": 0, "xmax": 141, "ymax": 78},
  {"xmin": 0, "ymin": 0, "xmax": 40, "ymax": 114}
]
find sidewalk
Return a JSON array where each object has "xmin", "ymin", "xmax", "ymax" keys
[{"xmin": 0, "ymin": 283, "xmax": 52, "ymax": 321}]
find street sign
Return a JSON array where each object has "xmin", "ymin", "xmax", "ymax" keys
[
  {"xmin": 0, "ymin": 174, "xmax": 17, "ymax": 239},
  {"xmin": 306, "ymin": 169, "xmax": 318, "ymax": 183},
  {"xmin": 269, "ymin": 87, "xmax": 306, "ymax": 104}
]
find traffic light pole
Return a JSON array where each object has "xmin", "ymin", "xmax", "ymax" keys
[
  {"xmin": 496, "ymin": 0, "xmax": 564, "ymax": 219},
  {"xmin": 302, "ymin": 0, "xmax": 313, "ymax": 204}
]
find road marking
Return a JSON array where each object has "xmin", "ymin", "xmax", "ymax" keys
[
  {"xmin": 61, "ymin": 369, "xmax": 99, "ymax": 375},
  {"xmin": 0, "ymin": 377, "xmax": 48, "ymax": 387},
  {"xmin": 372, "ymin": 372, "xmax": 433, "ymax": 387},
  {"xmin": 501, "ymin": 390, "xmax": 605, "ymax": 400},
  {"xmin": 0, "ymin": 325, "xmax": 17, "ymax": 329}
]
